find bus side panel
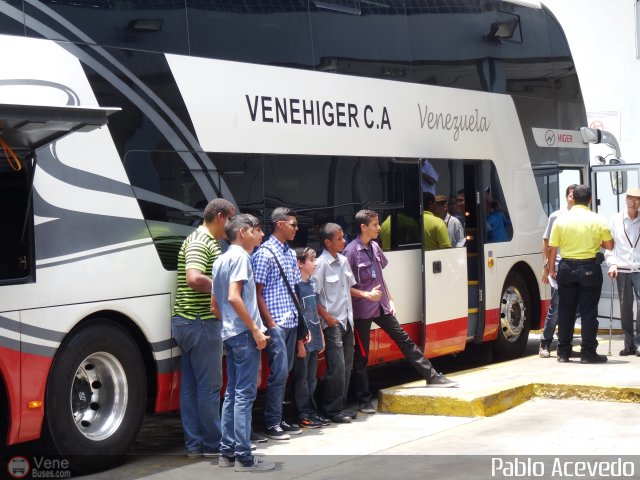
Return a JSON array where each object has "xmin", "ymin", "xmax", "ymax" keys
[
  {"xmin": 18, "ymin": 351, "xmax": 52, "ymax": 443},
  {"xmin": 155, "ymin": 371, "xmax": 179, "ymax": 412},
  {"xmin": 0, "ymin": 344, "xmax": 21, "ymax": 445},
  {"xmin": 482, "ymin": 307, "xmax": 500, "ymax": 342},
  {"xmin": 424, "ymin": 317, "xmax": 468, "ymax": 357},
  {"xmin": 374, "ymin": 321, "xmax": 423, "ymax": 364}
]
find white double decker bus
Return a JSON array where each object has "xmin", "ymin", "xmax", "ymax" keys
[{"xmin": 0, "ymin": 0, "xmax": 603, "ymax": 472}]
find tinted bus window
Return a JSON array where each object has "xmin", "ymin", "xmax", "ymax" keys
[
  {"xmin": 25, "ymin": 0, "xmax": 189, "ymax": 55},
  {"xmin": 1, "ymin": 0, "xmax": 25, "ymax": 36},
  {"xmin": 309, "ymin": 0, "xmax": 411, "ymax": 80},
  {"xmin": 187, "ymin": 0, "xmax": 314, "ymax": 69}
]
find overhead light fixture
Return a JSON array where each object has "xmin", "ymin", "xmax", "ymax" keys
[
  {"xmin": 488, "ymin": 18, "xmax": 519, "ymax": 40},
  {"xmin": 130, "ymin": 19, "xmax": 163, "ymax": 32}
]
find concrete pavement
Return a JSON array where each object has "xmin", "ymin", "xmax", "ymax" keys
[{"xmin": 75, "ymin": 333, "xmax": 640, "ymax": 480}]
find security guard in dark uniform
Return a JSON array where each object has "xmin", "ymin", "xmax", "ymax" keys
[{"xmin": 548, "ymin": 185, "xmax": 614, "ymax": 363}]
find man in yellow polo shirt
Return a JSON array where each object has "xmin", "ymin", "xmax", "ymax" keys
[
  {"xmin": 423, "ymin": 192, "xmax": 451, "ymax": 250},
  {"xmin": 548, "ymin": 185, "xmax": 614, "ymax": 364}
]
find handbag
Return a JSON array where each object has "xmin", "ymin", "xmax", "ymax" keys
[{"xmin": 263, "ymin": 246, "xmax": 309, "ymax": 340}]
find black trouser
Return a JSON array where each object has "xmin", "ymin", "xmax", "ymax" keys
[
  {"xmin": 322, "ymin": 323, "xmax": 354, "ymax": 417},
  {"xmin": 556, "ymin": 259, "xmax": 602, "ymax": 357},
  {"xmin": 353, "ymin": 314, "xmax": 437, "ymax": 403}
]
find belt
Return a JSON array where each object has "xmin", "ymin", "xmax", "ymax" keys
[
  {"xmin": 617, "ymin": 267, "xmax": 640, "ymax": 273},
  {"xmin": 561, "ymin": 258, "xmax": 596, "ymax": 264}
]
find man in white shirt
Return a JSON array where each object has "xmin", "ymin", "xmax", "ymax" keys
[
  {"xmin": 606, "ymin": 187, "xmax": 640, "ymax": 356},
  {"xmin": 539, "ymin": 184, "xmax": 576, "ymax": 358}
]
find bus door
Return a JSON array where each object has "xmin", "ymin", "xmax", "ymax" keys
[
  {"xmin": 423, "ymin": 162, "xmax": 482, "ymax": 356},
  {"xmin": 591, "ymin": 163, "xmax": 640, "ymax": 328}
]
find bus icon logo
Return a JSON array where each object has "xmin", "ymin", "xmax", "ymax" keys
[
  {"xmin": 545, "ymin": 129, "xmax": 556, "ymax": 146},
  {"xmin": 7, "ymin": 456, "xmax": 30, "ymax": 478}
]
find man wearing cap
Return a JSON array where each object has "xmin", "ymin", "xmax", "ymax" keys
[
  {"xmin": 548, "ymin": 185, "xmax": 614, "ymax": 364},
  {"xmin": 606, "ymin": 187, "xmax": 640, "ymax": 356},
  {"xmin": 423, "ymin": 192, "xmax": 451, "ymax": 250},
  {"xmin": 435, "ymin": 194, "xmax": 465, "ymax": 247}
]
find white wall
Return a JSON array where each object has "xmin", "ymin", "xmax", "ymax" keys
[{"xmin": 543, "ymin": 0, "xmax": 640, "ymax": 163}]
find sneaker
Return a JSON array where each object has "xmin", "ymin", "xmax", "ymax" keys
[
  {"xmin": 265, "ymin": 424, "xmax": 290, "ymax": 440},
  {"xmin": 251, "ymin": 431, "xmax": 268, "ymax": 443},
  {"xmin": 299, "ymin": 417, "xmax": 323, "ymax": 429},
  {"xmin": 539, "ymin": 344, "xmax": 550, "ymax": 358},
  {"xmin": 234, "ymin": 457, "xmax": 275, "ymax": 472},
  {"xmin": 218, "ymin": 455, "xmax": 235, "ymax": 468},
  {"xmin": 280, "ymin": 420, "xmax": 302, "ymax": 435},
  {"xmin": 427, "ymin": 373, "xmax": 459, "ymax": 388},
  {"xmin": 359, "ymin": 402, "xmax": 376, "ymax": 414},
  {"xmin": 186, "ymin": 451, "xmax": 201, "ymax": 459},
  {"xmin": 203, "ymin": 450, "xmax": 221, "ymax": 458},
  {"xmin": 620, "ymin": 347, "xmax": 637, "ymax": 356},
  {"xmin": 310, "ymin": 413, "xmax": 331, "ymax": 426},
  {"xmin": 251, "ymin": 443, "xmax": 257, "ymax": 451}
]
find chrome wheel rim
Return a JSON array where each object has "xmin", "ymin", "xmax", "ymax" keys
[
  {"xmin": 70, "ymin": 352, "xmax": 128, "ymax": 441},
  {"xmin": 500, "ymin": 285, "xmax": 526, "ymax": 343}
]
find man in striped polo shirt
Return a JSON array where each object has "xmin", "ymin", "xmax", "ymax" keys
[{"xmin": 172, "ymin": 198, "xmax": 235, "ymax": 458}]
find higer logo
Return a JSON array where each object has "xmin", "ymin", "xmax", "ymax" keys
[{"xmin": 7, "ymin": 456, "xmax": 30, "ymax": 479}]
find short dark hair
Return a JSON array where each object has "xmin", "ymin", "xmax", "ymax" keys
[
  {"xmin": 572, "ymin": 184, "xmax": 591, "ymax": 206},
  {"xmin": 271, "ymin": 207, "xmax": 296, "ymax": 224},
  {"xmin": 355, "ymin": 210, "xmax": 378, "ymax": 228},
  {"xmin": 203, "ymin": 198, "xmax": 234, "ymax": 223},
  {"xmin": 423, "ymin": 192, "xmax": 436, "ymax": 208},
  {"xmin": 224, "ymin": 214, "xmax": 256, "ymax": 241},
  {"xmin": 566, "ymin": 184, "xmax": 578, "ymax": 197},
  {"xmin": 319, "ymin": 222, "xmax": 343, "ymax": 244}
]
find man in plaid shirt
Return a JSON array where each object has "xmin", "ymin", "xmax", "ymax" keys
[{"xmin": 252, "ymin": 207, "xmax": 303, "ymax": 440}]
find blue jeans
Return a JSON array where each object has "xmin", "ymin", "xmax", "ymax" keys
[
  {"xmin": 220, "ymin": 330, "xmax": 260, "ymax": 463},
  {"xmin": 293, "ymin": 350, "xmax": 319, "ymax": 419},
  {"xmin": 171, "ymin": 315, "xmax": 222, "ymax": 454},
  {"xmin": 616, "ymin": 272, "xmax": 640, "ymax": 350},
  {"xmin": 264, "ymin": 325, "xmax": 297, "ymax": 428},
  {"xmin": 540, "ymin": 287, "xmax": 559, "ymax": 347}
]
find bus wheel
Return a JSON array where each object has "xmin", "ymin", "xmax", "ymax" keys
[
  {"xmin": 494, "ymin": 272, "xmax": 531, "ymax": 360},
  {"xmin": 44, "ymin": 319, "xmax": 146, "ymax": 473}
]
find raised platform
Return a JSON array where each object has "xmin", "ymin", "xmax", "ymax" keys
[{"xmin": 378, "ymin": 334, "xmax": 640, "ymax": 417}]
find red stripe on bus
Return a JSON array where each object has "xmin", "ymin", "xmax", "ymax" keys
[{"xmin": 0, "ymin": 346, "xmax": 51, "ymax": 445}]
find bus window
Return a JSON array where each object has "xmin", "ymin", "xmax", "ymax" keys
[
  {"xmin": 484, "ymin": 162, "xmax": 513, "ymax": 243},
  {"xmin": 309, "ymin": 0, "xmax": 411, "ymax": 80},
  {"xmin": 25, "ymin": 0, "xmax": 189, "ymax": 55},
  {"xmin": 122, "ymin": 150, "xmax": 209, "ymax": 270},
  {"xmin": 187, "ymin": 0, "xmax": 314, "ymax": 68}
]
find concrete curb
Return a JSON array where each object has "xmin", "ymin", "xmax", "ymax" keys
[{"xmin": 378, "ymin": 382, "xmax": 640, "ymax": 417}]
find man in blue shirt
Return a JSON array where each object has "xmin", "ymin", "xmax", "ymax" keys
[
  {"xmin": 211, "ymin": 214, "xmax": 272, "ymax": 471},
  {"xmin": 252, "ymin": 207, "xmax": 303, "ymax": 440}
]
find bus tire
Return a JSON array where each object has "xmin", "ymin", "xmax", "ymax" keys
[
  {"xmin": 494, "ymin": 271, "xmax": 531, "ymax": 360},
  {"xmin": 44, "ymin": 319, "xmax": 146, "ymax": 473}
]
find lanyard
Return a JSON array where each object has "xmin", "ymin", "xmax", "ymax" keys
[
  {"xmin": 622, "ymin": 215, "xmax": 640, "ymax": 250},
  {"xmin": 361, "ymin": 243, "xmax": 377, "ymax": 279}
]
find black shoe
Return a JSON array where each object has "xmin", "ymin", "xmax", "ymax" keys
[
  {"xmin": 341, "ymin": 409, "xmax": 358, "ymax": 420},
  {"xmin": 619, "ymin": 347, "xmax": 637, "ymax": 356},
  {"xmin": 329, "ymin": 413, "xmax": 352, "ymax": 424},
  {"xmin": 580, "ymin": 352, "xmax": 608, "ymax": 364},
  {"xmin": 569, "ymin": 349, "xmax": 581, "ymax": 358},
  {"xmin": 557, "ymin": 355, "xmax": 570, "ymax": 363},
  {"xmin": 299, "ymin": 417, "xmax": 323, "ymax": 429},
  {"xmin": 309, "ymin": 413, "xmax": 331, "ymax": 426},
  {"xmin": 264, "ymin": 424, "xmax": 290, "ymax": 440},
  {"xmin": 427, "ymin": 373, "xmax": 459, "ymax": 388}
]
